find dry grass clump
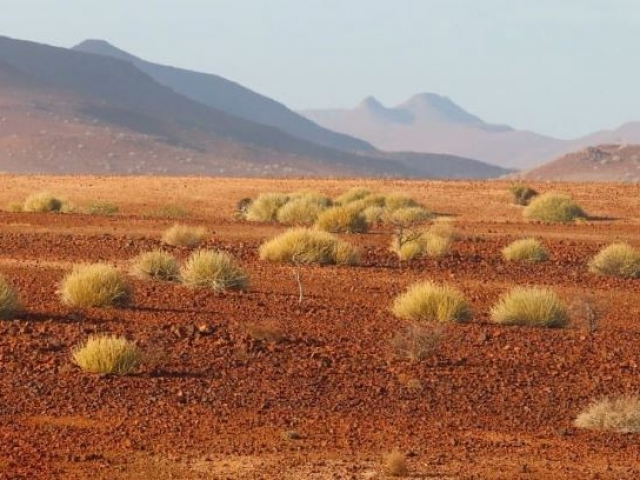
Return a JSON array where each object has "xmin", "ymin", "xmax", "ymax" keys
[
  {"xmin": 6, "ymin": 202, "xmax": 23, "ymax": 212},
  {"xmin": 391, "ymin": 237, "xmax": 425, "ymax": 261},
  {"xmin": 392, "ymin": 281, "xmax": 470, "ymax": 323},
  {"xmin": 145, "ymin": 204, "xmax": 190, "ymax": 219},
  {"xmin": 575, "ymin": 396, "xmax": 640, "ymax": 433},
  {"xmin": 314, "ymin": 205, "xmax": 368, "ymax": 233},
  {"xmin": 86, "ymin": 201, "xmax": 119, "ymax": 216},
  {"xmin": 389, "ymin": 206, "xmax": 432, "ymax": 226},
  {"xmin": 382, "ymin": 449, "xmax": 408, "ymax": 477},
  {"xmin": 588, "ymin": 243, "xmax": 640, "ymax": 278},
  {"xmin": 391, "ymin": 323, "xmax": 443, "ymax": 361},
  {"xmin": 361, "ymin": 205, "xmax": 385, "ymax": 225},
  {"xmin": 384, "ymin": 192, "xmax": 421, "ymax": 212},
  {"xmin": 22, "ymin": 191, "xmax": 64, "ymax": 212},
  {"xmin": 334, "ymin": 187, "xmax": 372, "ymax": 205},
  {"xmin": 502, "ymin": 238, "xmax": 549, "ymax": 263},
  {"xmin": 72, "ymin": 335, "xmax": 142, "ymax": 375},
  {"xmin": 491, "ymin": 286, "xmax": 568, "ymax": 328},
  {"xmin": 276, "ymin": 194, "xmax": 331, "ymax": 225},
  {"xmin": 509, "ymin": 184, "xmax": 538, "ymax": 206},
  {"xmin": 0, "ymin": 274, "xmax": 22, "ymax": 319},
  {"xmin": 523, "ymin": 192, "xmax": 586, "ymax": 222},
  {"xmin": 161, "ymin": 223, "xmax": 207, "ymax": 247},
  {"xmin": 259, "ymin": 228, "xmax": 359, "ymax": 265},
  {"xmin": 131, "ymin": 250, "xmax": 180, "ymax": 281},
  {"xmin": 422, "ymin": 221, "xmax": 455, "ymax": 257},
  {"xmin": 245, "ymin": 192, "xmax": 290, "ymax": 222},
  {"xmin": 181, "ymin": 249, "xmax": 249, "ymax": 292},
  {"xmin": 59, "ymin": 264, "xmax": 131, "ymax": 308}
]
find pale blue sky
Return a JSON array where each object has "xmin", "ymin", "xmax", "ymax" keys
[{"xmin": 1, "ymin": 0, "xmax": 639, "ymax": 138}]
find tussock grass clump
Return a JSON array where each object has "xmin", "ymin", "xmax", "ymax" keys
[
  {"xmin": 523, "ymin": 192, "xmax": 586, "ymax": 222},
  {"xmin": 86, "ymin": 201, "xmax": 119, "ymax": 216},
  {"xmin": 72, "ymin": 335, "xmax": 142, "ymax": 375},
  {"xmin": 389, "ymin": 206, "xmax": 432, "ymax": 226},
  {"xmin": 392, "ymin": 281, "xmax": 470, "ymax": 323},
  {"xmin": 59, "ymin": 264, "xmax": 131, "ymax": 308},
  {"xmin": 392, "ymin": 237, "xmax": 425, "ymax": 261},
  {"xmin": 575, "ymin": 396, "xmax": 640, "ymax": 433},
  {"xmin": 588, "ymin": 243, "xmax": 640, "ymax": 278},
  {"xmin": 245, "ymin": 192, "xmax": 290, "ymax": 222},
  {"xmin": 422, "ymin": 221, "xmax": 455, "ymax": 257},
  {"xmin": 131, "ymin": 250, "xmax": 180, "ymax": 281},
  {"xmin": 181, "ymin": 250, "xmax": 249, "ymax": 292},
  {"xmin": 146, "ymin": 205, "xmax": 190, "ymax": 219},
  {"xmin": 382, "ymin": 449, "xmax": 408, "ymax": 477},
  {"xmin": 502, "ymin": 238, "xmax": 549, "ymax": 263},
  {"xmin": 162, "ymin": 223, "xmax": 207, "ymax": 247},
  {"xmin": 334, "ymin": 187, "xmax": 372, "ymax": 205},
  {"xmin": 314, "ymin": 205, "xmax": 368, "ymax": 233},
  {"xmin": 384, "ymin": 192, "xmax": 420, "ymax": 211},
  {"xmin": 361, "ymin": 205, "xmax": 385, "ymax": 225},
  {"xmin": 259, "ymin": 228, "xmax": 359, "ymax": 265},
  {"xmin": 491, "ymin": 286, "xmax": 568, "ymax": 328},
  {"xmin": 510, "ymin": 184, "xmax": 538, "ymax": 206},
  {"xmin": 6, "ymin": 202, "xmax": 23, "ymax": 212},
  {"xmin": 391, "ymin": 323, "xmax": 443, "ymax": 361},
  {"xmin": 23, "ymin": 191, "xmax": 64, "ymax": 213},
  {"xmin": 0, "ymin": 274, "xmax": 22, "ymax": 319},
  {"xmin": 276, "ymin": 194, "xmax": 331, "ymax": 225}
]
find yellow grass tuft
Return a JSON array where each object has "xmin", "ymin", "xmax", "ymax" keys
[
  {"xmin": 392, "ymin": 281, "xmax": 470, "ymax": 323},
  {"xmin": 334, "ymin": 187, "xmax": 372, "ymax": 205},
  {"xmin": 23, "ymin": 191, "xmax": 64, "ymax": 213},
  {"xmin": 72, "ymin": 335, "xmax": 142, "ymax": 375},
  {"xmin": 588, "ymin": 243, "xmax": 640, "ymax": 278},
  {"xmin": 384, "ymin": 192, "xmax": 420, "ymax": 211},
  {"xmin": 276, "ymin": 194, "xmax": 331, "ymax": 225},
  {"xmin": 314, "ymin": 205, "xmax": 368, "ymax": 233},
  {"xmin": 161, "ymin": 223, "xmax": 207, "ymax": 247},
  {"xmin": 181, "ymin": 249, "xmax": 249, "ymax": 292},
  {"xmin": 502, "ymin": 238, "xmax": 549, "ymax": 263},
  {"xmin": 382, "ymin": 449, "xmax": 408, "ymax": 477},
  {"xmin": 523, "ymin": 192, "xmax": 586, "ymax": 222},
  {"xmin": 245, "ymin": 192, "xmax": 290, "ymax": 222},
  {"xmin": 491, "ymin": 286, "xmax": 568, "ymax": 327},
  {"xmin": 421, "ymin": 221, "xmax": 455, "ymax": 257},
  {"xmin": 131, "ymin": 249, "xmax": 180, "ymax": 281},
  {"xmin": 59, "ymin": 263, "xmax": 131, "ymax": 308},
  {"xmin": 575, "ymin": 396, "xmax": 640, "ymax": 433},
  {"xmin": 0, "ymin": 274, "xmax": 22, "ymax": 319},
  {"xmin": 259, "ymin": 228, "xmax": 359, "ymax": 265}
]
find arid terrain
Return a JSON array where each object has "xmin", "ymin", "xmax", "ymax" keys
[{"xmin": 1, "ymin": 175, "xmax": 640, "ymax": 479}]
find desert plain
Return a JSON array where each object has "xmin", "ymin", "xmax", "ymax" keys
[{"xmin": 0, "ymin": 175, "xmax": 639, "ymax": 479}]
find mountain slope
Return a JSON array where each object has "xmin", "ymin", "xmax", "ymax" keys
[{"xmin": 72, "ymin": 39, "xmax": 374, "ymax": 153}]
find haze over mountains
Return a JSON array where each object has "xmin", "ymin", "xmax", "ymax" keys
[
  {"xmin": 302, "ymin": 95, "xmax": 640, "ymax": 171},
  {"xmin": 0, "ymin": 35, "xmax": 508, "ymax": 178}
]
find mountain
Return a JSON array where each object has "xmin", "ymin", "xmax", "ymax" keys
[
  {"xmin": 0, "ymin": 36, "xmax": 508, "ymax": 178},
  {"xmin": 517, "ymin": 144, "xmax": 640, "ymax": 182},
  {"xmin": 72, "ymin": 39, "xmax": 374, "ymax": 153},
  {"xmin": 302, "ymin": 94, "xmax": 640, "ymax": 172}
]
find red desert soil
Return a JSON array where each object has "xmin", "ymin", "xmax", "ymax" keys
[{"xmin": 1, "ymin": 175, "xmax": 640, "ymax": 479}]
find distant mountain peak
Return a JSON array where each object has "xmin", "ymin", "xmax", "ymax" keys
[
  {"xmin": 73, "ymin": 39, "xmax": 139, "ymax": 62},
  {"xmin": 397, "ymin": 92, "xmax": 485, "ymax": 125}
]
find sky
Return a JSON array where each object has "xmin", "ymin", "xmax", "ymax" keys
[{"xmin": 1, "ymin": 0, "xmax": 639, "ymax": 139}]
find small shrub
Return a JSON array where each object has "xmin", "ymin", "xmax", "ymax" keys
[
  {"xmin": 502, "ymin": 238, "xmax": 549, "ymax": 263},
  {"xmin": 382, "ymin": 449, "xmax": 408, "ymax": 477},
  {"xmin": 259, "ymin": 228, "xmax": 359, "ymax": 265},
  {"xmin": 315, "ymin": 205, "xmax": 368, "ymax": 233},
  {"xmin": 384, "ymin": 192, "xmax": 420, "ymax": 212},
  {"xmin": 490, "ymin": 286, "xmax": 568, "ymax": 327},
  {"xmin": 245, "ymin": 192, "xmax": 290, "ymax": 222},
  {"xmin": 510, "ymin": 184, "xmax": 538, "ymax": 206},
  {"xmin": 361, "ymin": 205, "xmax": 385, "ymax": 226},
  {"xmin": 131, "ymin": 249, "xmax": 179, "ymax": 281},
  {"xmin": 392, "ymin": 281, "xmax": 470, "ymax": 323},
  {"xmin": 523, "ymin": 193, "xmax": 586, "ymax": 222},
  {"xmin": 391, "ymin": 323, "xmax": 443, "ymax": 361},
  {"xmin": 334, "ymin": 187, "xmax": 371, "ymax": 205},
  {"xmin": 181, "ymin": 249, "xmax": 249, "ymax": 292},
  {"xmin": 0, "ymin": 274, "xmax": 22, "ymax": 319},
  {"xmin": 389, "ymin": 206, "xmax": 432, "ymax": 226},
  {"xmin": 421, "ymin": 221, "xmax": 455, "ymax": 257},
  {"xmin": 391, "ymin": 237, "xmax": 424, "ymax": 261},
  {"xmin": 59, "ymin": 263, "xmax": 131, "ymax": 308},
  {"xmin": 86, "ymin": 201, "xmax": 119, "ymax": 216},
  {"xmin": 276, "ymin": 195, "xmax": 330, "ymax": 225},
  {"xmin": 236, "ymin": 197, "xmax": 253, "ymax": 218},
  {"xmin": 588, "ymin": 243, "xmax": 640, "ymax": 278},
  {"xmin": 72, "ymin": 335, "xmax": 142, "ymax": 375},
  {"xmin": 23, "ymin": 191, "xmax": 64, "ymax": 212},
  {"xmin": 162, "ymin": 223, "xmax": 207, "ymax": 247},
  {"xmin": 575, "ymin": 396, "xmax": 640, "ymax": 433}
]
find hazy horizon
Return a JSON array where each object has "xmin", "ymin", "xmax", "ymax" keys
[{"xmin": 1, "ymin": 0, "xmax": 639, "ymax": 139}]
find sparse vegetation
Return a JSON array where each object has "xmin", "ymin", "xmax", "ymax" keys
[
  {"xmin": 131, "ymin": 249, "xmax": 180, "ymax": 281},
  {"xmin": 575, "ymin": 396, "xmax": 640, "ymax": 433},
  {"xmin": 382, "ymin": 449, "xmax": 408, "ymax": 477},
  {"xmin": 392, "ymin": 281, "xmax": 470, "ymax": 323},
  {"xmin": 523, "ymin": 192, "xmax": 586, "ymax": 222},
  {"xmin": 276, "ymin": 193, "xmax": 331, "ymax": 225},
  {"xmin": 145, "ymin": 204, "xmax": 190, "ymax": 219},
  {"xmin": 502, "ymin": 238, "xmax": 549, "ymax": 262},
  {"xmin": 72, "ymin": 335, "xmax": 142, "ymax": 375},
  {"xmin": 0, "ymin": 274, "xmax": 22, "ymax": 319},
  {"xmin": 259, "ymin": 228, "xmax": 359, "ymax": 265},
  {"xmin": 86, "ymin": 201, "xmax": 119, "ymax": 216},
  {"xmin": 391, "ymin": 323, "xmax": 443, "ymax": 361},
  {"xmin": 490, "ymin": 286, "xmax": 568, "ymax": 327},
  {"xmin": 22, "ymin": 191, "xmax": 64, "ymax": 212},
  {"xmin": 334, "ymin": 187, "xmax": 372, "ymax": 205},
  {"xmin": 384, "ymin": 192, "xmax": 420, "ymax": 211},
  {"xmin": 59, "ymin": 263, "xmax": 131, "ymax": 308},
  {"xmin": 180, "ymin": 249, "xmax": 249, "ymax": 292},
  {"xmin": 162, "ymin": 223, "xmax": 207, "ymax": 247},
  {"xmin": 314, "ymin": 205, "xmax": 368, "ymax": 233},
  {"xmin": 245, "ymin": 192, "xmax": 290, "ymax": 222},
  {"xmin": 421, "ymin": 221, "xmax": 455, "ymax": 257},
  {"xmin": 588, "ymin": 243, "xmax": 640, "ymax": 278},
  {"xmin": 510, "ymin": 184, "xmax": 538, "ymax": 206}
]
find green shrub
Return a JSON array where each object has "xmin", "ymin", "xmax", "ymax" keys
[
  {"xmin": 588, "ymin": 243, "xmax": 640, "ymax": 278},
  {"xmin": 259, "ymin": 228, "xmax": 359, "ymax": 265},
  {"xmin": 181, "ymin": 250, "xmax": 249, "ymax": 292},
  {"xmin": 392, "ymin": 281, "xmax": 470, "ymax": 323},
  {"xmin": 276, "ymin": 194, "xmax": 330, "ymax": 225},
  {"xmin": 131, "ymin": 250, "xmax": 180, "ymax": 281},
  {"xmin": 314, "ymin": 205, "xmax": 368, "ymax": 233},
  {"xmin": 86, "ymin": 201, "xmax": 119, "ymax": 216},
  {"xmin": 162, "ymin": 223, "xmax": 207, "ymax": 247},
  {"xmin": 502, "ymin": 238, "xmax": 549, "ymax": 262},
  {"xmin": 0, "ymin": 274, "xmax": 22, "ymax": 319},
  {"xmin": 509, "ymin": 184, "xmax": 538, "ymax": 206},
  {"xmin": 23, "ymin": 191, "xmax": 64, "ymax": 212},
  {"xmin": 575, "ymin": 396, "xmax": 640, "ymax": 433},
  {"xmin": 523, "ymin": 193, "xmax": 586, "ymax": 222},
  {"xmin": 59, "ymin": 264, "xmax": 131, "ymax": 308},
  {"xmin": 490, "ymin": 286, "xmax": 568, "ymax": 327},
  {"xmin": 245, "ymin": 192, "xmax": 290, "ymax": 222},
  {"xmin": 72, "ymin": 335, "xmax": 142, "ymax": 375}
]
